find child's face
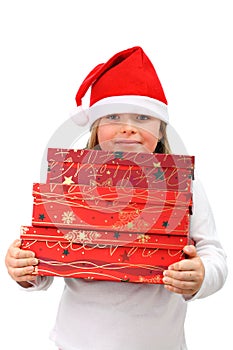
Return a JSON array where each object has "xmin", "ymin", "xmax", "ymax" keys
[{"xmin": 97, "ymin": 113, "xmax": 161, "ymax": 153}]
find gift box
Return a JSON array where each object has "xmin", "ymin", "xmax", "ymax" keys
[
  {"xmin": 47, "ymin": 148, "xmax": 194, "ymax": 191},
  {"xmin": 32, "ymin": 182, "xmax": 192, "ymax": 235},
  {"xmin": 20, "ymin": 148, "xmax": 195, "ymax": 284},
  {"xmin": 20, "ymin": 225, "xmax": 194, "ymax": 283}
]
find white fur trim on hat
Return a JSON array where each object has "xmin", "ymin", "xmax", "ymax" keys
[
  {"xmin": 71, "ymin": 95, "xmax": 169, "ymax": 127},
  {"xmin": 70, "ymin": 106, "xmax": 89, "ymax": 126},
  {"xmin": 89, "ymin": 96, "xmax": 169, "ymax": 125}
]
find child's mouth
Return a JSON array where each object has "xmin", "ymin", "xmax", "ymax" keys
[{"xmin": 114, "ymin": 140, "xmax": 141, "ymax": 145}]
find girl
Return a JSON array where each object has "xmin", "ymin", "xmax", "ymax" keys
[{"xmin": 5, "ymin": 46, "xmax": 227, "ymax": 350}]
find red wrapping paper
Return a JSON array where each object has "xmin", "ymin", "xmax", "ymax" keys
[
  {"xmin": 32, "ymin": 183, "xmax": 192, "ymax": 235},
  {"xmin": 20, "ymin": 226, "xmax": 194, "ymax": 283},
  {"xmin": 47, "ymin": 148, "xmax": 194, "ymax": 191},
  {"xmin": 21, "ymin": 225, "xmax": 193, "ymax": 248},
  {"xmin": 20, "ymin": 148, "xmax": 195, "ymax": 284}
]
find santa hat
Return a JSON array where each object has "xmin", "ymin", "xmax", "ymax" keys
[{"xmin": 71, "ymin": 46, "xmax": 169, "ymax": 126}]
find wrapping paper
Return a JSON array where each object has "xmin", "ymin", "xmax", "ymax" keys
[
  {"xmin": 32, "ymin": 183, "xmax": 192, "ymax": 235},
  {"xmin": 21, "ymin": 226, "xmax": 193, "ymax": 283},
  {"xmin": 20, "ymin": 148, "xmax": 195, "ymax": 284},
  {"xmin": 47, "ymin": 148, "xmax": 194, "ymax": 191}
]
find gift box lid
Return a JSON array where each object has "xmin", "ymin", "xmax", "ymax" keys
[
  {"xmin": 47, "ymin": 148, "xmax": 195, "ymax": 171},
  {"xmin": 32, "ymin": 182, "xmax": 193, "ymax": 208},
  {"xmin": 21, "ymin": 225, "xmax": 194, "ymax": 249}
]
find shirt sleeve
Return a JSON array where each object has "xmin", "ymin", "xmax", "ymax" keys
[
  {"xmin": 18, "ymin": 276, "xmax": 54, "ymax": 291},
  {"xmin": 184, "ymin": 178, "xmax": 228, "ymax": 301}
]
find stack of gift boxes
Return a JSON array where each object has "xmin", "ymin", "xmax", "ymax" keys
[{"xmin": 20, "ymin": 148, "xmax": 195, "ymax": 284}]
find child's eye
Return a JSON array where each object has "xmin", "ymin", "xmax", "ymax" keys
[
  {"xmin": 106, "ymin": 114, "xmax": 120, "ymax": 120},
  {"xmin": 137, "ymin": 115, "xmax": 150, "ymax": 120}
]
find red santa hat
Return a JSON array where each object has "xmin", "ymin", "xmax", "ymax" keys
[{"xmin": 71, "ymin": 46, "xmax": 169, "ymax": 126}]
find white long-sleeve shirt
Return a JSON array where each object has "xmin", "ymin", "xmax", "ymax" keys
[{"xmin": 26, "ymin": 178, "xmax": 228, "ymax": 350}]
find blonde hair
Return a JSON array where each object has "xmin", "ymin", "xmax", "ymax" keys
[{"xmin": 86, "ymin": 118, "xmax": 171, "ymax": 154}]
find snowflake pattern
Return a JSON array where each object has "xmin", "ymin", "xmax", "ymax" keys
[
  {"xmin": 64, "ymin": 230, "xmax": 101, "ymax": 243},
  {"xmin": 61, "ymin": 211, "xmax": 76, "ymax": 224}
]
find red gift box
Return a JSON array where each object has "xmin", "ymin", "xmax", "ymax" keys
[
  {"xmin": 47, "ymin": 148, "xmax": 194, "ymax": 191},
  {"xmin": 32, "ymin": 183, "xmax": 192, "ymax": 235},
  {"xmin": 20, "ymin": 148, "xmax": 195, "ymax": 284},
  {"xmin": 20, "ymin": 225, "xmax": 193, "ymax": 283}
]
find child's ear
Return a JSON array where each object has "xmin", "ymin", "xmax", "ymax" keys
[{"xmin": 158, "ymin": 130, "xmax": 163, "ymax": 141}]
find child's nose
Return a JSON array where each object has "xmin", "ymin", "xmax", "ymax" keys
[{"xmin": 119, "ymin": 122, "xmax": 137, "ymax": 134}]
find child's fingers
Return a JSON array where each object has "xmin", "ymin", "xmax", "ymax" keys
[
  {"xmin": 14, "ymin": 248, "xmax": 36, "ymax": 259},
  {"xmin": 163, "ymin": 255, "xmax": 205, "ymax": 295},
  {"xmin": 163, "ymin": 271, "xmax": 198, "ymax": 294},
  {"xmin": 164, "ymin": 283, "xmax": 194, "ymax": 295},
  {"xmin": 164, "ymin": 269, "xmax": 196, "ymax": 282},
  {"xmin": 167, "ymin": 257, "xmax": 198, "ymax": 271},
  {"xmin": 12, "ymin": 239, "xmax": 22, "ymax": 247},
  {"xmin": 9, "ymin": 265, "xmax": 37, "ymax": 282},
  {"xmin": 9, "ymin": 240, "xmax": 35, "ymax": 259},
  {"xmin": 5, "ymin": 240, "xmax": 38, "ymax": 283},
  {"xmin": 9, "ymin": 256, "xmax": 39, "ymax": 269}
]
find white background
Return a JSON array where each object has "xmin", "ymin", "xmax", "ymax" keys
[{"xmin": 0, "ymin": 1, "xmax": 232, "ymax": 349}]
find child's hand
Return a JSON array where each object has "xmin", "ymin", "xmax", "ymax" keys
[
  {"xmin": 162, "ymin": 245, "xmax": 205, "ymax": 296},
  {"xmin": 5, "ymin": 239, "xmax": 39, "ymax": 285}
]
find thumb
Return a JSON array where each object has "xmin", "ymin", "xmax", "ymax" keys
[
  {"xmin": 13, "ymin": 239, "xmax": 22, "ymax": 248},
  {"xmin": 183, "ymin": 245, "xmax": 197, "ymax": 258}
]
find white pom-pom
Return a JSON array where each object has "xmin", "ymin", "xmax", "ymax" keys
[{"xmin": 70, "ymin": 106, "xmax": 89, "ymax": 126}]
